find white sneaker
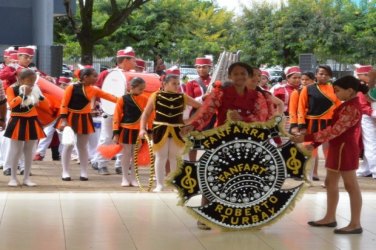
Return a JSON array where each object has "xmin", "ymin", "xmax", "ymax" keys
[
  {"xmin": 121, "ymin": 179, "xmax": 130, "ymax": 187},
  {"xmin": 153, "ymin": 185, "xmax": 164, "ymax": 192},
  {"xmin": 8, "ymin": 179, "xmax": 20, "ymax": 187},
  {"xmin": 130, "ymin": 180, "xmax": 139, "ymax": 187},
  {"xmin": 23, "ymin": 180, "xmax": 37, "ymax": 187}
]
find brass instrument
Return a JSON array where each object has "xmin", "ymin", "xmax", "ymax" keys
[{"xmin": 207, "ymin": 50, "xmax": 241, "ymax": 92}]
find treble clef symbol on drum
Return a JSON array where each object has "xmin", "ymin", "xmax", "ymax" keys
[
  {"xmin": 286, "ymin": 148, "xmax": 301, "ymax": 174},
  {"xmin": 181, "ymin": 166, "xmax": 197, "ymax": 194}
]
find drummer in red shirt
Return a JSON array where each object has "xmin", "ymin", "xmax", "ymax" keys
[{"xmin": 92, "ymin": 47, "xmax": 136, "ymax": 175}]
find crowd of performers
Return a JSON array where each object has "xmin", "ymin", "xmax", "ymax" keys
[{"xmin": 0, "ymin": 45, "xmax": 375, "ymax": 233}]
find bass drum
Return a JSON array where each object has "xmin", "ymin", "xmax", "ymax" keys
[
  {"xmin": 35, "ymin": 75, "xmax": 64, "ymax": 126},
  {"xmin": 101, "ymin": 70, "xmax": 161, "ymax": 115}
]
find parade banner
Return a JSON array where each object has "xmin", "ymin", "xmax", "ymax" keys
[{"xmin": 169, "ymin": 116, "xmax": 310, "ymax": 230}]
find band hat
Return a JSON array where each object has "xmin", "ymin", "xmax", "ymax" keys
[
  {"xmin": 116, "ymin": 46, "xmax": 135, "ymax": 58},
  {"xmin": 261, "ymin": 70, "xmax": 270, "ymax": 80},
  {"xmin": 166, "ymin": 65, "xmax": 180, "ymax": 76},
  {"xmin": 355, "ymin": 65, "xmax": 373, "ymax": 75},
  {"xmin": 10, "ymin": 53, "xmax": 18, "ymax": 61},
  {"xmin": 4, "ymin": 47, "xmax": 17, "ymax": 57},
  {"xmin": 195, "ymin": 57, "xmax": 212, "ymax": 66},
  {"xmin": 17, "ymin": 46, "xmax": 36, "ymax": 56},
  {"xmin": 135, "ymin": 58, "xmax": 146, "ymax": 69},
  {"xmin": 284, "ymin": 66, "xmax": 301, "ymax": 77}
]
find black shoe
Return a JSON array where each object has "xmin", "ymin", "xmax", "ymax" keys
[
  {"xmin": 98, "ymin": 167, "xmax": 110, "ymax": 175},
  {"xmin": 3, "ymin": 168, "xmax": 11, "ymax": 176},
  {"xmin": 62, "ymin": 177, "xmax": 71, "ymax": 181},
  {"xmin": 0, "ymin": 165, "xmax": 3, "ymax": 170},
  {"xmin": 308, "ymin": 221, "xmax": 337, "ymax": 227},
  {"xmin": 334, "ymin": 227, "xmax": 363, "ymax": 234},
  {"xmin": 80, "ymin": 176, "xmax": 88, "ymax": 181},
  {"xmin": 312, "ymin": 176, "xmax": 320, "ymax": 181},
  {"xmin": 115, "ymin": 167, "xmax": 122, "ymax": 174},
  {"xmin": 91, "ymin": 162, "xmax": 98, "ymax": 170}
]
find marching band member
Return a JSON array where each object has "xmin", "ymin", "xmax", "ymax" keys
[
  {"xmin": 4, "ymin": 69, "xmax": 48, "ymax": 187},
  {"xmin": 297, "ymin": 65, "xmax": 341, "ymax": 181},
  {"xmin": 260, "ymin": 70, "xmax": 271, "ymax": 90},
  {"xmin": 56, "ymin": 68, "xmax": 117, "ymax": 181},
  {"xmin": 92, "ymin": 47, "xmax": 136, "ymax": 175},
  {"xmin": 113, "ymin": 77, "xmax": 150, "ymax": 187},
  {"xmin": 135, "ymin": 58, "xmax": 146, "ymax": 73},
  {"xmin": 291, "ymin": 76, "xmax": 367, "ymax": 234},
  {"xmin": 273, "ymin": 66, "xmax": 301, "ymax": 115},
  {"xmin": 139, "ymin": 74, "xmax": 201, "ymax": 192},
  {"xmin": 0, "ymin": 47, "xmax": 17, "ymax": 70},
  {"xmin": 354, "ymin": 65, "xmax": 376, "ymax": 178},
  {"xmin": 182, "ymin": 62, "xmax": 267, "ymax": 230}
]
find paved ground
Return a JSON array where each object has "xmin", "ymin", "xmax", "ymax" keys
[{"xmin": 0, "ymin": 152, "xmax": 374, "ymax": 193}]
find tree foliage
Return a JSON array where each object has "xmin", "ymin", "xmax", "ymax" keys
[
  {"xmin": 54, "ymin": 0, "xmax": 376, "ymax": 67},
  {"xmin": 236, "ymin": 0, "xmax": 375, "ymax": 66}
]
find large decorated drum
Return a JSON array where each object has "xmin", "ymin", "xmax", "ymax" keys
[
  {"xmin": 101, "ymin": 70, "xmax": 161, "ymax": 115},
  {"xmin": 169, "ymin": 116, "xmax": 310, "ymax": 230}
]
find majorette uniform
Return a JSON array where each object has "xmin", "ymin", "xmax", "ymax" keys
[
  {"xmin": 4, "ymin": 84, "xmax": 46, "ymax": 140},
  {"xmin": 56, "ymin": 83, "xmax": 117, "ymax": 134},
  {"xmin": 304, "ymin": 96, "xmax": 362, "ymax": 171},
  {"xmin": 113, "ymin": 94, "xmax": 148, "ymax": 144},
  {"xmin": 297, "ymin": 83, "xmax": 341, "ymax": 133},
  {"xmin": 113, "ymin": 93, "xmax": 149, "ymax": 186},
  {"xmin": 4, "ymin": 83, "xmax": 47, "ymax": 186},
  {"xmin": 152, "ymin": 91, "xmax": 186, "ymax": 151}
]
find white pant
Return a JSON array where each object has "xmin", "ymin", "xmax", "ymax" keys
[
  {"xmin": 61, "ymin": 134, "xmax": 89, "ymax": 178},
  {"xmin": 5, "ymin": 139, "xmax": 36, "ymax": 181},
  {"xmin": 88, "ymin": 117, "xmax": 101, "ymax": 162},
  {"xmin": 120, "ymin": 143, "xmax": 136, "ymax": 182},
  {"xmin": 357, "ymin": 115, "xmax": 376, "ymax": 177},
  {"xmin": 92, "ymin": 115, "xmax": 122, "ymax": 169},
  {"xmin": 154, "ymin": 138, "xmax": 184, "ymax": 188},
  {"xmin": 35, "ymin": 120, "xmax": 57, "ymax": 157}
]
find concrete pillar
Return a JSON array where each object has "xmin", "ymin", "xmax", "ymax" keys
[{"xmin": 32, "ymin": 0, "xmax": 53, "ymax": 75}]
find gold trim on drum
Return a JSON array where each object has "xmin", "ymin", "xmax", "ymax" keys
[{"xmin": 134, "ymin": 135, "xmax": 155, "ymax": 192}]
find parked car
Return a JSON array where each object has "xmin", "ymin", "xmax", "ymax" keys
[
  {"xmin": 180, "ymin": 67, "xmax": 198, "ymax": 82},
  {"xmin": 61, "ymin": 64, "xmax": 73, "ymax": 77}
]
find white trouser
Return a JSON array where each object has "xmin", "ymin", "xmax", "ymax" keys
[
  {"xmin": 5, "ymin": 139, "xmax": 36, "ymax": 181},
  {"xmin": 1, "ymin": 136, "xmax": 25, "ymax": 171},
  {"xmin": 154, "ymin": 138, "xmax": 184, "ymax": 188},
  {"xmin": 357, "ymin": 115, "xmax": 376, "ymax": 177},
  {"xmin": 93, "ymin": 115, "xmax": 122, "ymax": 169},
  {"xmin": 61, "ymin": 134, "xmax": 90, "ymax": 178},
  {"xmin": 35, "ymin": 120, "xmax": 57, "ymax": 157},
  {"xmin": 120, "ymin": 144, "xmax": 136, "ymax": 182},
  {"xmin": 88, "ymin": 117, "xmax": 101, "ymax": 162}
]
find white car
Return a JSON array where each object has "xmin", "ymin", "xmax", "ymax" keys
[{"xmin": 180, "ymin": 67, "xmax": 199, "ymax": 81}]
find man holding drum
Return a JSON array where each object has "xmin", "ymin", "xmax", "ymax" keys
[{"xmin": 92, "ymin": 47, "xmax": 136, "ymax": 175}]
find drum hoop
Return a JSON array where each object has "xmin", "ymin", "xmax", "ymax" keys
[{"xmin": 134, "ymin": 135, "xmax": 155, "ymax": 192}]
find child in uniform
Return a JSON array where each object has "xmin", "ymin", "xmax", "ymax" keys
[
  {"xmin": 4, "ymin": 69, "xmax": 47, "ymax": 186},
  {"xmin": 291, "ymin": 75, "xmax": 367, "ymax": 234},
  {"xmin": 56, "ymin": 68, "xmax": 117, "ymax": 181},
  {"xmin": 139, "ymin": 74, "xmax": 201, "ymax": 192},
  {"xmin": 113, "ymin": 77, "xmax": 149, "ymax": 187}
]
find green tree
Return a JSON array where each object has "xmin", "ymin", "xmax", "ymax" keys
[{"xmin": 60, "ymin": 0, "xmax": 150, "ymax": 64}]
